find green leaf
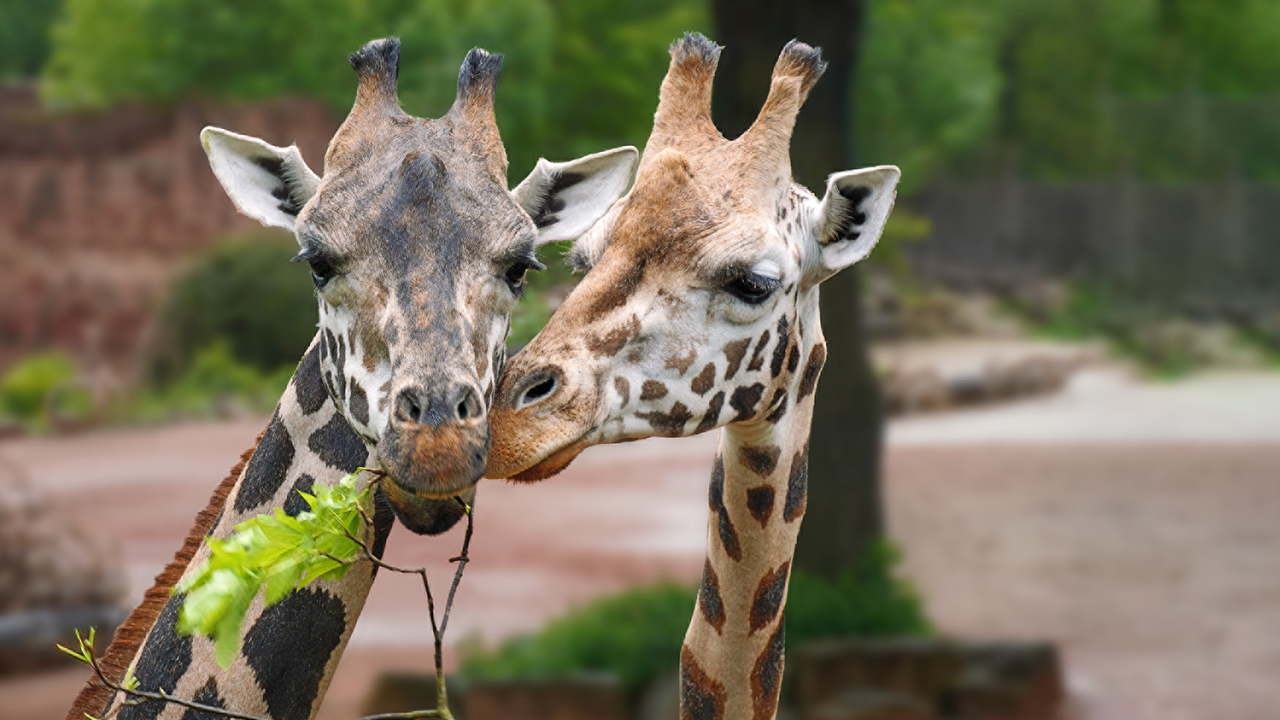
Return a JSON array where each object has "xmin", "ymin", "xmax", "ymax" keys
[{"xmin": 173, "ymin": 470, "xmax": 374, "ymax": 667}]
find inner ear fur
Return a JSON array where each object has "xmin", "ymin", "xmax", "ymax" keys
[
  {"xmin": 809, "ymin": 165, "xmax": 900, "ymax": 282},
  {"xmin": 512, "ymin": 146, "xmax": 638, "ymax": 245},
  {"xmin": 201, "ymin": 126, "xmax": 321, "ymax": 233}
]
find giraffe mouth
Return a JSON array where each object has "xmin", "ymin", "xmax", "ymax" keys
[
  {"xmin": 378, "ymin": 478, "xmax": 475, "ymax": 536},
  {"xmin": 505, "ymin": 439, "xmax": 590, "ymax": 483}
]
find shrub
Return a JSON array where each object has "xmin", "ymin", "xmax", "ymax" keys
[
  {"xmin": 151, "ymin": 234, "xmax": 316, "ymax": 383},
  {"xmin": 128, "ymin": 341, "xmax": 293, "ymax": 423},
  {"xmin": 0, "ymin": 352, "xmax": 92, "ymax": 430},
  {"xmin": 461, "ymin": 541, "xmax": 929, "ymax": 696}
]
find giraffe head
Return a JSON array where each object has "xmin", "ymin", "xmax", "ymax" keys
[
  {"xmin": 487, "ymin": 34, "xmax": 898, "ymax": 480},
  {"xmin": 201, "ymin": 38, "xmax": 636, "ymax": 528}
]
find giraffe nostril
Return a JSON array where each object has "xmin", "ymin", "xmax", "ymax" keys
[
  {"xmin": 518, "ymin": 374, "xmax": 557, "ymax": 409},
  {"xmin": 455, "ymin": 385, "xmax": 483, "ymax": 422},
  {"xmin": 396, "ymin": 389, "xmax": 425, "ymax": 424}
]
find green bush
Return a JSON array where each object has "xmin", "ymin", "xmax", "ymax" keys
[
  {"xmin": 128, "ymin": 341, "xmax": 293, "ymax": 423},
  {"xmin": 0, "ymin": 352, "xmax": 92, "ymax": 430},
  {"xmin": 151, "ymin": 234, "xmax": 316, "ymax": 384},
  {"xmin": 461, "ymin": 541, "xmax": 929, "ymax": 696}
]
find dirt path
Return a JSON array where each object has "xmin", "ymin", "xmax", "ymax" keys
[{"xmin": 0, "ymin": 371, "xmax": 1277, "ymax": 720}]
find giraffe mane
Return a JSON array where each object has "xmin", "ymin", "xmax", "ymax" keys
[{"xmin": 65, "ymin": 432, "xmax": 262, "ymax": 720}]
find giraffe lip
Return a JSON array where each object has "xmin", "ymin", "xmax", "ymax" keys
[{"xmin": 507, "ymin": 440, "xmax": 589, "ymax": 482}]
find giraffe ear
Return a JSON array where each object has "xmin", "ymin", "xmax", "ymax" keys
[
  {"xmin": 201, "ymin": 127, "xmax": 321, "ymax": 233},
  {"xmin": 512, "ymin": 146, "xmax": 638, "ymax": 245},
  {"xmin": 808, "ymin": 165, "xmax": 900, "ymax": 283}
]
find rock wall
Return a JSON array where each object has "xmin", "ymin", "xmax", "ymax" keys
[{"xmin": 0, "ymin": 85, "xmax": 337, "ymax": 379}]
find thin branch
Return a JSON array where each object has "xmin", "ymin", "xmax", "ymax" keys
[{"xmin": 85, "ymin": 653, "xmax": 268, "ymax": 720}]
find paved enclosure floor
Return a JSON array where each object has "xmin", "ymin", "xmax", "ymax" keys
[{"xmin": 0, "ymin": 369, "xmax": 1277, "ymax": 720}]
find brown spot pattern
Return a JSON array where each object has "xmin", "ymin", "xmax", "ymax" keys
[
  {"xmin": 708, "ymin": 455, "xmax": 741, "ymax": 561},
  {"xmin": 747, "ymin": 330, "xmax": 770, "ymax": 371},
  {"xmin": 586, "ymin": 315, "xmax": 640, "ymax": 357},
  {"xmin": 739, "ymin": 444, "xmax": 781, "ymax": 477},
  {"xmin": 729, "ymin": 383, "xmax": 766, "ymax": 423},
  {"xmin": 723, "ymin": 338, "xmax": 751, "ymax": 380},
  {"xmin": 637, "ymin": 401, "xmax": 693, "ymax": 436},
  {"xmin": 698, "ymin": 559, "xmax": 725, "ymax": 633},
  {"xmin": 765, "ymin": 393, "xmax": 789, "ymax": 424},
  {"xmin": 613, "ymin": 376, "xmax": 631, "ymax": 404},
  {"xmin": 746, "ymin": 486, "xmax": 775, "ymax": 526},
  {"xmin": 770, "ymin": 317, "xmax": 790, "ymax": 377},
  {"xmin": 787, "ymin": 343, "xmax": 801, "ymax": 373},
  {"xmin": 681, "ymin": 645, "xmax": 727, "ymax": 720},
  {"xmin": 783, "ymin": 445, "xmax": 808, "ymax": 522},
  {"xmin": 640, "ymin": 380, "xmax": 669, "ymax": 401},
  {"xmin": 589, "ymin": 256, "xmax": 647, "ymax": 317},
  {"xmin": 691, "ymin": 363, "xmax": 716, "ymax": 395},
  {"xmin": 750, "ymin": 621, "xmax": 786, "ymax": 720},
  {"xmin": 665, "ymin": 347, "xmax": 698, "ymax": 375},
  {"xmin": 694, "ymin": 391, "xmax": 725, "ymax": 434},
  {"xmin": 749, "ymin": 561, "xmax": 790, "ymax": 634},
  {"xmin": 797, "ymin": 343, "xmax": 826, "ymax": 400}
]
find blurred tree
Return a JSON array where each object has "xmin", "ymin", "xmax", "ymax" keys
[
  {"xmin": 40, "ymin": 0, "xmax": 706, "ymax": 179},
  {"xmin": 0, "ymin": 0, "xmax": 63, "ymax": 79},
  {"xmin": 711, "ymin": 0, "xmax": 884, "ymax": 580}
]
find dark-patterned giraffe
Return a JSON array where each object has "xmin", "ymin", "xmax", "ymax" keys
[
  {"xmin": 67, "ymin": 38, "xmax": 636, "ymax": 720},
  {"xmin": 486, "ymin": 34, "xmax": 899, "ymax": 720}
]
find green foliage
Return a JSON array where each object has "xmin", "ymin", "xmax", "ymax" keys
[
  {"xmin": 510, "ymin": 241, "xmax": 582, "ymax": 347},
  {"xmin": 462, "ymin": 541, "xmax": 928, "ymax": 695},
  {"xmin": 125, "ymin": 341, "xmax": 293, "ymax": 423},
  {"xmin": 41, "ymin": 0, "xmax": 705, "ymax": 178},
  {"xmin": 0, "ymin": 0, "xmax": 63, "ymax": 79},
  {"xmin": 0, "ymin": 352, "xmax": 92, "ymax": 431},
  {"xmin": 174, "ymin": 469, "xmax": 373, "ymax": 667},
  {"xmin": 461, "ymin": 581, "xmax": 694, "ymax": 697},
  {"xmin": 785, "ymin": 541, "xmax": 931, "ymax": 644},
  {"xmin": 152, "ymin": 234, "xmax": 315, "ymax": 383}
]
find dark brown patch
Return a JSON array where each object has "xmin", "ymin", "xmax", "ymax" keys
[
  {"xmin": 698, "ymin": 559, "xmax": 725, "ymax": 633},
  {"xmin": 640, "ymin": 380, "xmax": 669, "ymax": 401},
  {"xmin": 708, "ymin": 455, "xmax": 741, "ymax": 561},
  {"xmin": 626, "ymin": 346, "xmax": 645, "ymax": 364},
  {"xmin": 770, "ymin": 317, "xmax": 790, "ymax": 377},
  {"xmin": 69, "ymin": 436, "xmax": 259, "ymax": 720},
  {"xmin": 378, "ymin": 380, "xmax": 393, "ymax": 413},
  {"xmin": 349, "ymin": 379, "xmax": 369, "ymax": 426},
  {"xmin": 746, "ymin": 486, "xmax": 775, "ymax": 527},
  {"xmin": 691, "ymin": 363, "xmax": 716, "ymax": 395},
  {"xmin": 665, "ymin": 347, "xmax": 698, "ymax": 375},
  {"xmin": 637, "ymin": 401, "xmax": 692, "ymax": 437},
  {"xmin": 585, "ymin": 315, "xmax": 640, "ymax": 357},
  {"xmin": 293, "ymin": 343, "xmax": 328, "ymax": 415},
  {"xmin": 747, "ymin": 330, "xmax": 771, "ymax": 372},
  {"xmin": 797, "ymin": 343, "xmax": 827, "ymax": 400},
  {"xmin": 681, "ymin": 645, "xmax": 727, "ymax": 720},
  {"xmin": 749, "ymin": 561, "xmax": 790, "ymax": 634},
  {"xmin": 787, "ymin": 343, "xmax": 801, "ymax": 373},
  {"xmin": 694, "ymin": 391, "xmax": 725, "ymax": 434},
  {"xmin": 739, "ymin": 444, "xmax": 781, "ymax": 477},
  {"xmin": 723, "ymin": 338, "xmax": 751, "ymax": 380},
  {"xmin": 614, "ymin": 376, "xmax": 631, "ymax": 404},
  {"xmin": 750, "ymin": 621, "xmax": 786, "ymax": 720},
  {"xmin": 783, "ymin": 445, "xmax": 809, "ymax": 522},
  {"xmin": 729, "ymin": 383, "xmax": 766, "ymax": 422}
]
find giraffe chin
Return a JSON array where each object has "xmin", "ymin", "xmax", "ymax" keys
[
  {"xmin": 506, "ymin": 441, "xmax": 589, "ymax": 483},
  {"xmin": 379, "ymin": 477, "xmax": 477, "ymax": 536}
]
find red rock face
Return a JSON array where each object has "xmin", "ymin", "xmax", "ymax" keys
[{"xmin": 0, "ymin": 86, "xmax": 338, "ymax": 380}]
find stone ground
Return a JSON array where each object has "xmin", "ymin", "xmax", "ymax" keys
[{"xmin": 0, "ymin": 366, "xmax": 1277, "ymax": 720}]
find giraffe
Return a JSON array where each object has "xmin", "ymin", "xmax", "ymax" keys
[
  {"xmin": 485, "ymin": 34, "xmax": 899, "ymax": 720},
  {"xmin": 68, "ymin": 37, "xmax": 637, "ymax": 720}
]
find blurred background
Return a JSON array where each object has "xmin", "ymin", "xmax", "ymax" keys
[{"xmin": 0, "ymin": 0, "xmax": 1277, "ymax": 719}]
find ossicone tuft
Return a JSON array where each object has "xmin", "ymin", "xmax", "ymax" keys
[
  {"xmin": 456, "ymin": 48, "xmax": 504, "ymax": 102},
  {"xmin": 670, "ymin": 32, "xmax": 722, "ymax": 69},
  {"xmin": 349, "ymin": 37, "xmax": 401, "ymax": 87},
  {"xmin": 773, "ymin": 39, "xmax": 826, "ymax": 96}
]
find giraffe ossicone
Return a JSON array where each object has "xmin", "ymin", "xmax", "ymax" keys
[
  {"xmin": 487, "ymin": 33, "xmax": 899, "ymax": 720},
  {"xmin": 68, "ymin": 37, "xmax": 636, "ymax": 720}
]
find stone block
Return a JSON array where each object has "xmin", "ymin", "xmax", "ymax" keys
[{"xmin": 464, "ymin": 673, "xmax": 627, "ymax": 720}]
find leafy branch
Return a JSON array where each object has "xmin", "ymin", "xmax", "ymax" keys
[{"xmin": 61, "ymin": 468, "xmax": 476, "ymax": 720}]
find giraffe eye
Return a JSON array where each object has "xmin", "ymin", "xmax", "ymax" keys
[
  {"xmin": 308, "ymin": 258, "xmax": 338, "ymax": 288},
  {"xmin": 503, "ymin": 257, "xmax": 544, "ymax": 297},
  {"xmin": 724, "ymin": 273, "xmax": 781, "ymax": 305}
]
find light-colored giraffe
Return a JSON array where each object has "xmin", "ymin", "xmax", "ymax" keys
[
  {"xmin": 68, "ymin": 37, "xmax": 636, "ymax": 720},
  {"xmin": 486, "ymin": 34, "xmax": 899, "ymax": 720}
]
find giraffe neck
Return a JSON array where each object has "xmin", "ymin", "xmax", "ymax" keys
[
  {"xmin": 682, "ymin": 334, "xmax": 824, "ymax": 720},
  {"xmin": 70, "ymin": 333, "xmax": 390, "ymax": 720}
]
